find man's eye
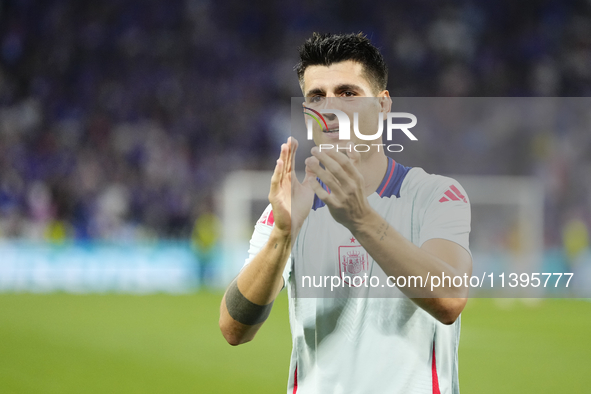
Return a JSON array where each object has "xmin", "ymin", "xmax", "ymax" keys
[
  {"xmin": 343, "ymin": 91, "xmax": 355, "ymax": 97},
  {"xmin": 308, "ymin": 96, "xmax": 323, "ymax": 103}
]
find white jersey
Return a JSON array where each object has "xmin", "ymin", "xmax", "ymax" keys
[{"xmin": 243, "ymin": 158, "xmax": 471, "ymax": 394}]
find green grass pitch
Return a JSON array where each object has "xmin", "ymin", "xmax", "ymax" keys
[{"xmin": 0, "ymin": 293, "xmax": 589, "ymax": 393}]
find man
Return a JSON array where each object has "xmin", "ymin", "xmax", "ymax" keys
[{"xmin": 219, "ymin": 32, "xmax": 472, "ymax": 394}]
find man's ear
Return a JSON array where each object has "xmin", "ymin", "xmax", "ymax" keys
[{"xmin": 378, "ymin": 91, "xmax": 392, "ymax": 113}]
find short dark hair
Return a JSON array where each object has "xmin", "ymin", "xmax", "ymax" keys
[{"xmin": 295, "ymin": 32, "xmax": 388, "ymax": 94}]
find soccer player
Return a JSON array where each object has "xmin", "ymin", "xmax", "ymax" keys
[{"xmin": 219, "ymin": 32, "xmax": 472, "ymax": 394}]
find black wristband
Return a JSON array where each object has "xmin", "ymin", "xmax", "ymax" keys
[{"xmin": 225, "ymin": 279, "xmax": 274, "ymax": 325}]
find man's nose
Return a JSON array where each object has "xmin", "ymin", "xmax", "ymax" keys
[
  {"xmin": 322, "ymin": 96, "xmax": 345, "ymax": 113},
  {"xmin": 318, "ymin": 95, "xmax": 340, "ymax": 109},
  {"xmin": 322, "ymin": 112, "xmax": 336, "ymax": 121}
]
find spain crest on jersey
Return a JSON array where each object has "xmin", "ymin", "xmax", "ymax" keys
[{"xmin": 338, "ymin": 244, "xmax": 370, "ymax": 286}]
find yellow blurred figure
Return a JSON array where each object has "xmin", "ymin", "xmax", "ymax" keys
[
  {"xmin": 191, "ymin": 211, "xmax": 220, "ymax": 288},
  {"xmin": 562, "ymin": 218, "xmax": 589, "ymax": 264},
  {"xmin": 44, "ymin": 220, "xmax": 70, "ymax": 244},
  {"xmin": 192, "ymin": 212, "xmax": 220, "ymax": 252}
]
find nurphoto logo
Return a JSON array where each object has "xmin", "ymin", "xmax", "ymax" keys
[{"xmin": 303, "ymin": 106, "xmax": 418, "ymax": 153}]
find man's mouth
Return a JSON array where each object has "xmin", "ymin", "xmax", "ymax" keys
[{"xmin": 323, "ymin": 126, "xmax": 339, "ymax": 134}]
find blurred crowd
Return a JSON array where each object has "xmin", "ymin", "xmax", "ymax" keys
[{"xmin": 0, "ymin": 0, "xmax": 590, "ymax": 246}]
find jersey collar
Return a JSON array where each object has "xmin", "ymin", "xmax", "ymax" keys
[{"xmin": 375, "ymin": 157, "xmax": 411, "ymax": 198}]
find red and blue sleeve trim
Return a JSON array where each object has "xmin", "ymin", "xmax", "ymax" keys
[
  {"xmin": 376, "ymin": 157, "xmax": 411, "ymax": 198},
  {"xmin": 312, "ymin": 158, "xmax": 411, "ymax": 210}
]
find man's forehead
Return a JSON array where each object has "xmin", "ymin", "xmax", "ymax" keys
[{"xmin": 302, "ymin": 60, "xmax": 372, "ymax": 94}]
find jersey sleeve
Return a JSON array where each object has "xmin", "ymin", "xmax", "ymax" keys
[
  {"xmin": 242, "ymin": 204, "xmax": 292, "ymax": 289},
  {"xmin": 418, "ymin": 178, "xmax": 471, "ymax": 255}
]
